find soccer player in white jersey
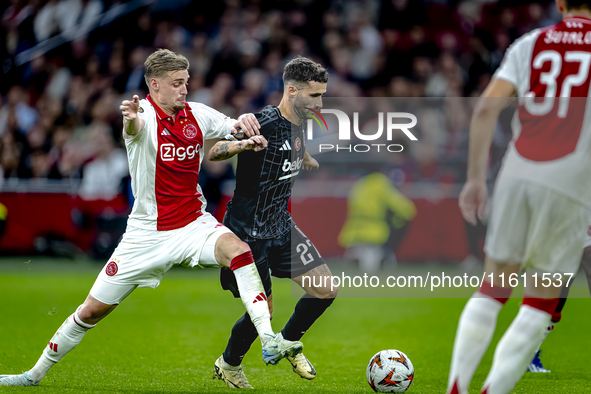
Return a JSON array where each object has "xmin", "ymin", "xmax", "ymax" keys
[
  {"xmin": 447, "ymin": 1, "xmax": 591, "ymax": 394},
  {"xmin": 0, "ymin": 49, "xmax": 302, "ymax": 387}
]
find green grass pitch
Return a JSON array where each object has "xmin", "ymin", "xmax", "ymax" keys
[{"xmin": 1, "ymin": 258, "xmax": 590, "ymax": 393}]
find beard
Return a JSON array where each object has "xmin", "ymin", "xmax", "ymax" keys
[
  {"xmin": 299, "ymin": 106, "xmax": 319, "ymax": 120},
  {"xmin": 172, "ymin": 103, "xmax": 185, "ymax": 112},
  {"xmin": 292, "ymin": 105, "xmax": 305, "ymax": 120},
  {"xmin": 292, "ymin": 100, "xmax": 311, "ymax": 120}
]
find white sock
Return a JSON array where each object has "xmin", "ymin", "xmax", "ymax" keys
[
  {"xmin": 447, "ymin": 294, "xmax": 504, "ymax": 394},
  {"xmin": 220, "ymin": 355, "xmax": 241, "ymax": 371},
  {"xmin": 533, "ymin": 321, "xmax": 555, "ymax": 353},
  {"xmin": 28, "ymin": 308, "xmax": 95, "ymax": 382},
  {"xmin": 232, "ymin": 263, "xmax": 274, "ymax": 344},
  {"xmin": 482, "ymin": 305, "xmax": 550, "ymax": 394}
]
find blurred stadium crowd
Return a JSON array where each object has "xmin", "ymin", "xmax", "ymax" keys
[{"xmin": 0, "ymin": 0, "xmax": 561, "ymax": 201}]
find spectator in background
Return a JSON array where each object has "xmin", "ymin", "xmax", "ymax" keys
[
  {"xmin": 125, "ymin": 46, "xmax": 148, "ymax": 93},
  {"xmin": 240, "ymin": 67, "xmax": 267, "ymax": 112},
  {"xmin": 29, "ymin": 149, "xmax": 50, "ymax": 178},
  {"xmin": 0, "ymin": 0, "xmax": 565, "ymax": 222},
  {"xmin": 0, "ymin": 129, "xmax": 21, "ymax": 178},
  {"xmin": 78, "ymin": 123, "xmax": 127, "ymax": 201},
  {"xmin": 47, "ymin": 124, "xmax": 73, "ymax": 179},
  {"xmin": 0, "ymin": 85, "xmax": 37, "ymax": 136},
  {"xmin": 208, "ymin": 72, "xmax": 236, "ymax": 117},
  {"xmin": 34, "ymin": 0, "xmax": 103, "ymax": 42},
  {"xmin": 2, "ymin": 0, "xmax": 35, "ymax": 56}
]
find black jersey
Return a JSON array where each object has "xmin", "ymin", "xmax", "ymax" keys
[{"xmin": 223, "ymin": 105, "xmax": 306, "ymax": 240}]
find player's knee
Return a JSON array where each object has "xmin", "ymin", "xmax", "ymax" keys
[
  {"xmin": 226, "ymin": 237, "xmax": 251, "ymax": 261},
  {"xmin": 321, "ymin": 285, "xmax": 339, "ymax": 299},
  {"xmin": 228, "ymin": 241, "xmax": 253, "ymax": 267},
  {"xmin": 77, "ymin": 304, "xmax": 100, "ymax": 323},
  {"xmin": 307, "ymin": 283, "xmax": 338, "ymax": 299},
  {"xmin": 235, "ymin": 241, "xmax": 251, "ymax": 258},
  {"xmin": 217, "ymin": 233, "xmax": 253, "ymax": 268},
  {"xmin": 78, "ymin": 302, "xmax": 115, "ymax": 325}
]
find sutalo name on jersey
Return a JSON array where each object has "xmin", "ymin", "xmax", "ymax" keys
[{"xmin": 544, "ymin": 30, "xmax": 591, "ymax": 45}]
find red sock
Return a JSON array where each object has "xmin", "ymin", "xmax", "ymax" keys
[
  {"xmin": 478, "ymin": 280, "xmax": 512, "ymax": 304},
  {"xmin": 230, "ymin": 251, "xmax": 254, "ymax": 271},
  {"xmin": 523, "ymin": 297, "xmax": 559, "ymax": 314},
  {"xmin": 449, "ymin": 379, "xmax": 460, "ymax": 394}
]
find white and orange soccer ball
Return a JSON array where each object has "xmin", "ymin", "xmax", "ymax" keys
[{"xmin": 366, "ymin": 349, "xmax": 414, "ymax": 393}]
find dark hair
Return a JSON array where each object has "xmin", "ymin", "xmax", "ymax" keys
[
  {"xmin": 282, "ymin": 56, "xmax": 328, "ymax": 88},
  {"xmin": 144, "ymin": 49, "xmax": 189, "ymax": 86},
  {"xmin": 565, "ymin": 0, "xmax": 591, "ymax": 10}
]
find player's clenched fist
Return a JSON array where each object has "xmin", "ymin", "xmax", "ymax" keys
[
  {"xmin": 243, "ymin": 135, "xmax": 267, "ymax": 152},
  {"xmin": 209, "ymin": 135, "xmax": 268, "ymax": 161},
  {"xmin": 120, "ymin": 95, "xmax": 140, "ymax": 120}
]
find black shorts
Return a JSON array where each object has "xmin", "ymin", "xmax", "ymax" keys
[{"xmin": 221, "ymin": 225, "xmax": 324, "ymax": 298}]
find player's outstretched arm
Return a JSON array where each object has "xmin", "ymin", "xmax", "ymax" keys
[
  {"xmin": 120, "ymin": 95, "xmax": 145, "ymax": 137},
  {"xmin": 209, "ymin": 136, "xmax": 268, "ymax": 161},
  {"xmin": 459, "ymin": 78, "xmax": 516, "ymax": 225}
]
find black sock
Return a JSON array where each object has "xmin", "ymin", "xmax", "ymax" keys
[
  {"xmin": 223, "ymin": 313, "xmax": 259, "ymax": 367},
  {"xmin": 281, "ymin": 297, "xmax": 335, "ymax": 341},
  {"xmin": 556, "ymin": 284, "xmax": 570, "ymax": 313}
]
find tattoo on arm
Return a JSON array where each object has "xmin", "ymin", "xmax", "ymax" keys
[
  {"xmin": 210, "ymin": 139, "xmax": 252, "ymax": 161},
  {"xmin": 211, "ymin": 141, "xmax": 232, "ymax": 160}
]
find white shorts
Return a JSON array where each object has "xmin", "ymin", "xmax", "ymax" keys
[
  {"xmin": 484, "ymin": 176, "xmax": 589, "ymax": 275},
  {"xmin": 90, "ymin": 213, "xmax": 232, "ymax": 304}
]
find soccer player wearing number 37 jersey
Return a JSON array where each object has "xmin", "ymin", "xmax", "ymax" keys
[
  {"xmin": 208, "ymin": 57, "xmax": 338, "ymax": 389},
  {"xmin": 447, "ymin": 1, "xmax": 591, "ymax": 394},
  {"xmin": 0, "ymin": 49, "xmax": 303, "ymax": 388}
]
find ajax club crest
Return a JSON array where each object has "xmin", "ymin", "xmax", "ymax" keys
[
  {"xmin": 106, "ymin": 259, "xmax": 119, "ymax": 276},
  {"xmin": 183, "ymin": 123, "xmax": 198, "ymax": 139}
]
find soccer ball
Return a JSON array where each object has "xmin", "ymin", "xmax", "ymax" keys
[{"xmin": 366, "ymin": 349, "xmax": 414, "ymax": 393}]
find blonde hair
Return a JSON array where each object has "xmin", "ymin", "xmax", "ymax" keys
[{"xmin": 144, "ymin": 49, "xmax": 189, "ymax": 86}]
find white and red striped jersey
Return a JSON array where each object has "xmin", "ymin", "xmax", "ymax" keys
[
  {"xmin": 494, "ymin": 16, "xmax": 591, "ymax": 207},
  {"xmin": 124, "ymin": 95, "xmax": 234, "ymax": 231}
]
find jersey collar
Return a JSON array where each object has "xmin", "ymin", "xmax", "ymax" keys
[
  {"xmin": 564, "ymin": 16, "xmax": 591, "ymax": 24},
  {"xmin": 146, "ymin": 94, "xmax": 188, "ymax": 123},
  {"xmin": 275, "ymin": 105, "xmax": 303, "ymax": 128}
]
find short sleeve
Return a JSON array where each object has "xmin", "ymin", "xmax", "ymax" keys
[
  {"xmin": 255, "ymin": 111, "xmax": 277, "ymax": 139},
  {"xmin": 220, "ymin": 110, "xmax": 275, "ymax": 140},
  {"xmin": 494, "ymin": 43, "xmax": 520, "ymax": 88},
  {"xmin": 189, "ymin": 102, "xmax": 235, "ymax": 140}
]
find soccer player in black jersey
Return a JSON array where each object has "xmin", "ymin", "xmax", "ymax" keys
[{"xmin": 209, "ymin": 57, "xmax": 337, "ymax": 388}]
